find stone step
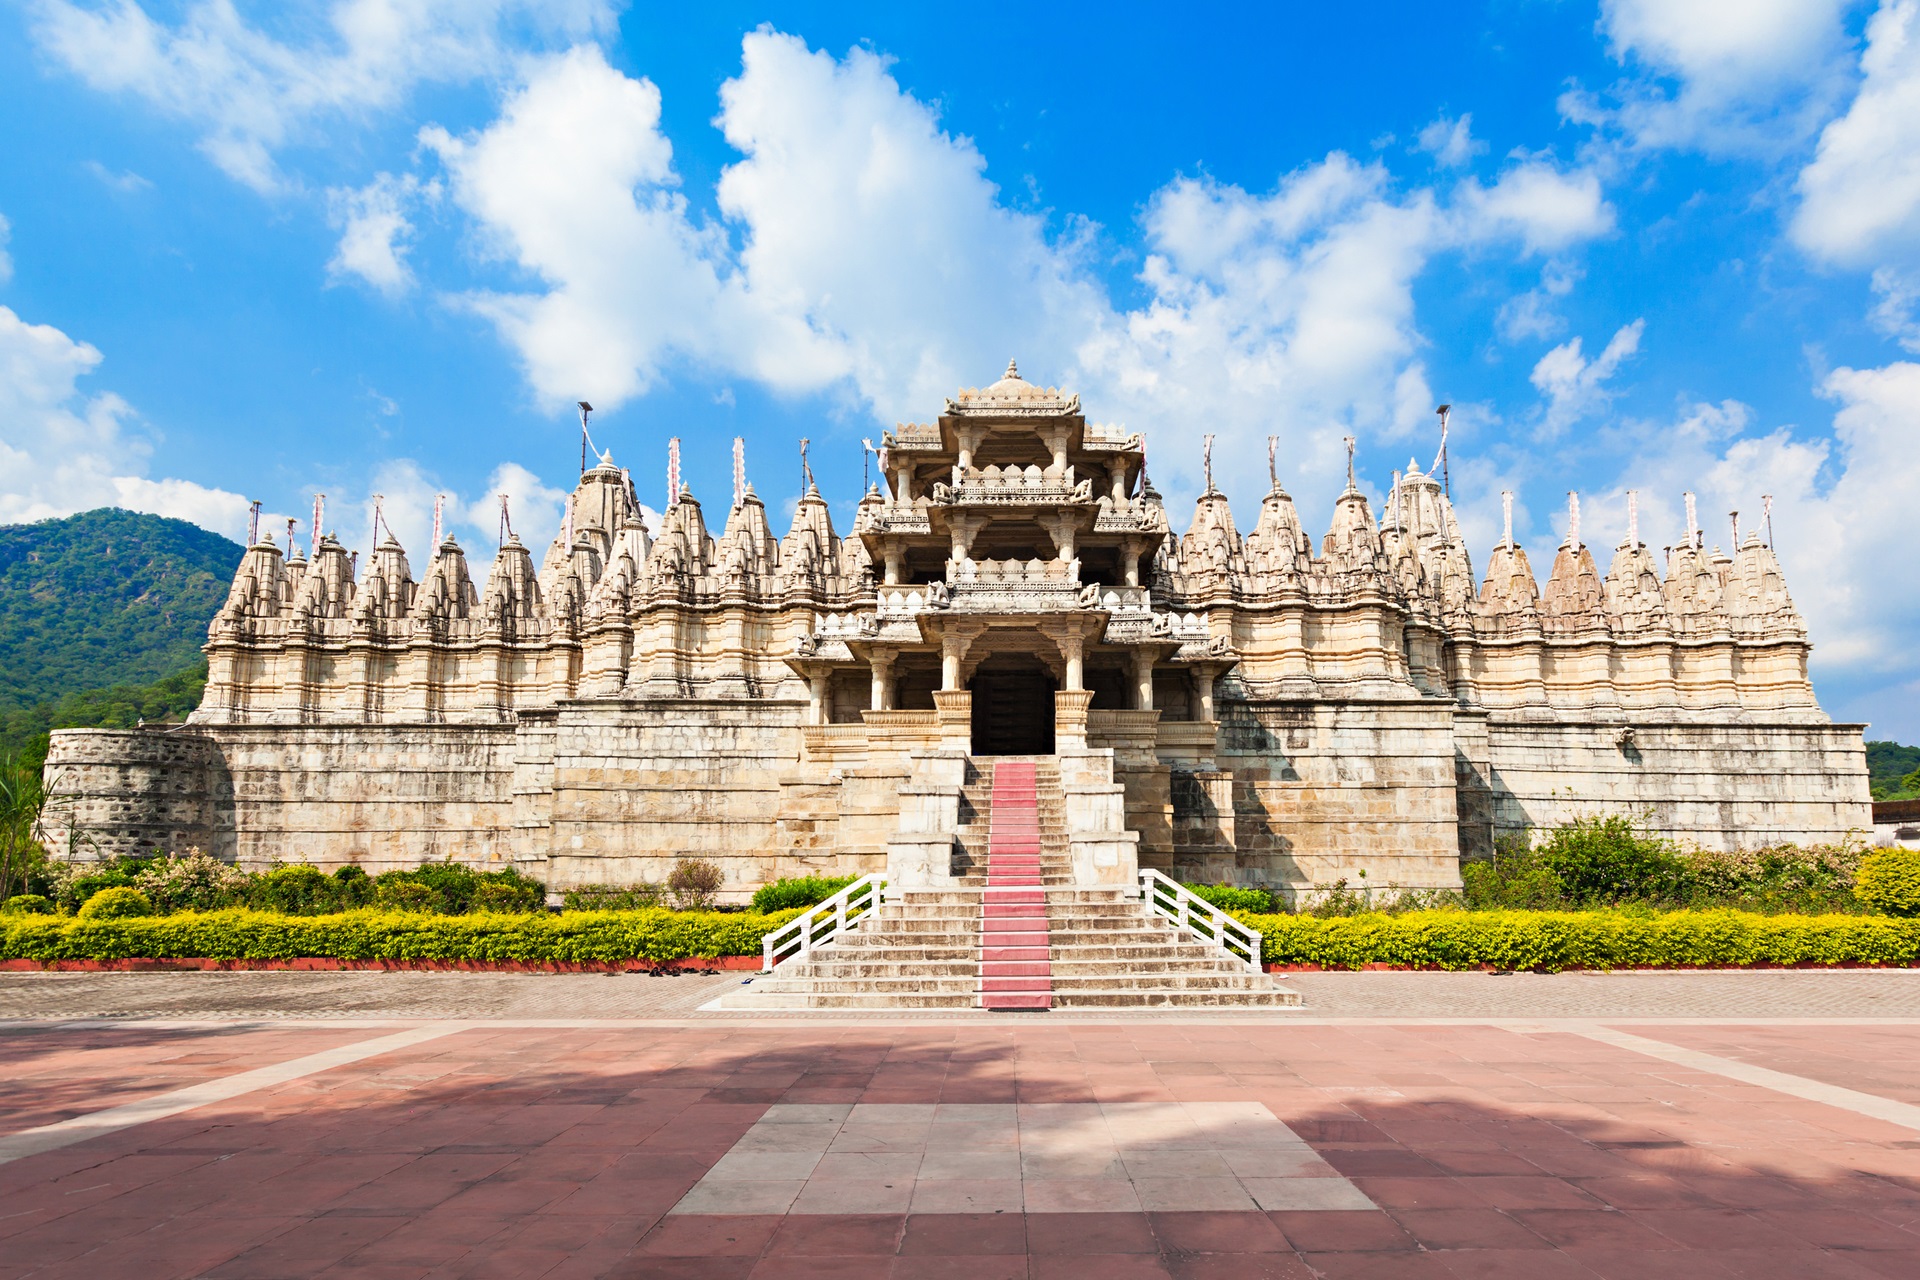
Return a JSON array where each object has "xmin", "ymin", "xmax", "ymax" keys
[{"xmin": 1050, "ymin": 989, "xmax": 1301, "ymax": 1008}]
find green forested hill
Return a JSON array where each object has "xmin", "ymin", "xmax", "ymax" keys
[{"xmin": 0, "ymin": 509, "xmax": 241, "ymax": 715}]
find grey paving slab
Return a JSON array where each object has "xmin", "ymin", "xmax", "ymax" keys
[{"xmin": 6, "ymin": 966, "xmax": 1920, "ymax": 1021}]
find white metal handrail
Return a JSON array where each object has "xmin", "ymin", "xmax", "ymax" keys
[
  {"xmin": 1137, "ymin": 869, "xmax": 1264, "ymax": 974},
  {"xmin": 761, "ymin": 874, "xmax": 888, "ymax": 972}
]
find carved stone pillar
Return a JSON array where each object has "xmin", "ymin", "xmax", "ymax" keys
[
  {"xmin": 955, "ymin": 425, "xmax": 983, "ymax": 473},
  {"xmin": 1039, "ymin": 424, "xmax": 1069, "ymax": 477},
  {"xmin": 870, "ymin": 650, "xmax": 896, "ymax": 711},
  {"xmin": 883, "ymin": 544, "xmax": 904, "ymax": 586},
  {"xmin": 933, "ymin": 688, "xmax": 972, "ymax": 751},
  {"xmin": 809, "ymin": 671, "xmax": 830, "ymax": 725},
  {"xmin": 1121, "ymin": 537, "xmax": 1145, "ymax": 588},
  {"xmin": 1132, "ymin": 649, "xmax": 1155, "ymax": 711},
  {"xmin": 1189, "ymin": 663, "xmax": 1221, "ymax": 721},
  {"xmin": 1055, "ymin": 689, "xmax": 1094, "ymax": 750}
]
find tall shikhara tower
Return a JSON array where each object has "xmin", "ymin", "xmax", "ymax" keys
[{"xmin": 44, "ymin": 363, "xmax": 1868, "ymax": 899}]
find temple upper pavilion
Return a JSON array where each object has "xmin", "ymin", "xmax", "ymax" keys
[{"xmin": 45, "ymin": 362, "xmax": 1871, "ymax": 899}]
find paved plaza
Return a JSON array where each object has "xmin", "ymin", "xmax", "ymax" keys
[{"xmin": 3, "ymin": 973, "xmax": 1920, "ymax": 1276}]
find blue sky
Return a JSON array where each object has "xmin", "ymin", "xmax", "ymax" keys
[{"xmin": 1, "ymin": 1, "xmax": 1917, "ymax": 737}]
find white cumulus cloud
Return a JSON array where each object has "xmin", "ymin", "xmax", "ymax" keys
[
  {"xmin": 1417, "ymin": 114, "xmax": 1485, "ymax": 168},
  {"xmin": 1793, "ymin": 0, "xmax": 1920, "ymax": 348},
  {"xmin": 1529, "ymin": 319, "xmax": 1645, "ymax": 433},
  {"xmin": 1452, "ymin": 161, "xmax": 1617, "ymax": 254},
  {"xmin": 327, "ymin": 171, "xmax": 431, "ymax": 294},
  {"xmin": 1566, "ymin": 0, "xmax": 1858, "ymax": 153},
  {"xmin": 0, "ymin": 304, "xmax": 252, "ymax": 538},
  {"xmin": 421, "ymin": 33, "xmax": 1618, "ymax": 524},
  {"xmin": 30, "ymin": 0, "xmax": 617, "ymax": 191}
]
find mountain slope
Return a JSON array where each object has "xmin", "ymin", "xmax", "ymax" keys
[{"xmin": 0, "ymin": 509, "xmax": 242, "ymax": 714}]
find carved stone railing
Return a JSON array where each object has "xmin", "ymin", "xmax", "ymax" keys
[
  {"xmin": 876, "ymin": 584, "xmax": 947, "ymax": 618},
  {"xmin": 1078, "ymin": 585, "xmax": 1151, "ymax": 614},
  {"xmin": 1081, "ymin": 424, "xmax": 1144, "ymax": 451},
  {"xmin": 1092, "ymin": 503, "xmax": 1168, "ymax": 534},
  {"xmin": 934, "ymin": 465, "xmax": 1094, "ymax": 506},
  {"xmin": 951, "ymin": 557, "xmax": 1078, "ymax": 584},
  {"xmin": 882, "ymin": 423, "xmax": 942, "ymax": 449},
  {"xmin": 868, "ymin": 506, "xmax": 932, "ymax": 535}
]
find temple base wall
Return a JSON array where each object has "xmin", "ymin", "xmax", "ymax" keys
[
  {"xmin": 41, "ymin": 704, "xmax": 1874, "ymax": 891},
  {"xmin": 1483, "ymin": 716, "xmax": 1873, "ymax": 850},
  {"xmin": 43, "ymin": 725, "xmax": 519, "ymax": 870},
  {"xmin": 1152, "ymin": 699, "xmax": 1466, "ymax": 899},
  {"xmin": 539, "ymin": 698, "xmax": 861, "ymax": 897}
]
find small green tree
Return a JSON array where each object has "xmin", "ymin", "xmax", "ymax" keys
[
  {"xmin": 0, "ymin": 753, "xmax": 51, "ymax": 901},
  {"xmin": 1533, "ymin": 815, "xmax": 1687, "ymax": 906},
  {"xmin": 668, "ymin": 858, "xmax": 724, "ymax": 910}
]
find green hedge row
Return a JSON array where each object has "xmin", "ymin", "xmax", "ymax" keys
[
  {"xmin": 0, "ymin": 906, "xmax": 805, "ymax": 965},
  {"xmin": 1236, "ymin": 908, "xmax": 1920, "ymax": 971},
  {"xmin": 7, "ymin": 904, "xmax": 1916, "ymax": 971}
]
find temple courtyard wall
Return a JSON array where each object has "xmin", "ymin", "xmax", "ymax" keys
[{"xmin": 40, "ymin": 702, "xmax": 1872, "ymax": 901}]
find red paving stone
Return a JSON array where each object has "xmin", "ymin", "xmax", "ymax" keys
[{"xmin": 0, "ymin": 1021, "xmax": 1916, "ymax": 1276}]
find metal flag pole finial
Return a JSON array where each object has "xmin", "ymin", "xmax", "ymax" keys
[
  {"xmin": 286, "ymin": 517, "xmax": 297, "ymax": 557},
  {"xmin": 1202, "ymin": 434, "xmax": 1215, "ymax": 494},
  {"xmin": 498, "ymin": 494, "xmax": 511, "ymax": 548},
  {"xmin": 1501, "ymin": 490, "xmax": 1513, "ymax": 550},
  {"xmin": 1730, "ymin": 509, "xmax": 1740, "ymax": 549},
  {"xmin": 371, "ymin": 494, "xmax": 384, "ymax": 549},
  {"xmin": 667, "ymin": 437, "xmax": 681, "ymax": 507},
  {"xmin": 801, "ymin": 437, "xmax": 814, "ymax": 493},
  {"xmin": 860, "ymin": 438, "xmax": 871, "ymax": 494},
  {"xmin": 1434, "ymin": 404, "xmax": 1451, "ymax": 499},
  {"xmin": 1763, "ymin": 493, "xmax": 1774, "ymax": 550},
  {"xmin": 1344, "ymin": 436, "xmax": 1357, "ymax": 492},
  {"xmin": 578, "ymin": 402, "xmax": 593, "ymax": 475},
  {"xmin": 1267, "ymin": 435, "xmax": 1278, "ymax": 491},
  {"xmin": 247, "ymin": 500, "xmax": 261, "ymax": 546},
  {"xmin": 733, "ymin": 437, "xmax": 746, "ymax": 508},
  {"xmin": 311, "ymin": 495, "xmax": 324, "ymax": 558}
]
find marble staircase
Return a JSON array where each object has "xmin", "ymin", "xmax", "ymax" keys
[{"xmin": 709, "ymin": 755, "xmax": 1302, "ymax": 1011}]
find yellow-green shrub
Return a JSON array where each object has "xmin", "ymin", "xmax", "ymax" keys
[
  {"xmin": 1233, "ymin": 908, "xmax": 1920, "ymax": 971},
  {"xmin": 76, "ymin": 886, "xmax": 153, "ymax": 920},
  {"xmin": 1856, "ymin": 849, "xmax": 1920, "ymax": 917},
  {"xmin": 0, "ymin": 905, "xmax": 804, "ymax": 964}
]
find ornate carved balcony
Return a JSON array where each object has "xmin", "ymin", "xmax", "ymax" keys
[{"xmin": 929, "ymin": 464, "xmax": 1095, "ymax": 507}]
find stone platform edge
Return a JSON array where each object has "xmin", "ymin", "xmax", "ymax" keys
[
  {"xmin": 1265, "ymin": 960, "xmax": 1920, "ymax": 972},
  {"xmin": 0, "ymin": 956, "xmax": 763, "ymax": 974}
]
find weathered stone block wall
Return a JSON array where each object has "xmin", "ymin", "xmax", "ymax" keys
[
  {"xmin": 1484, "ymin": 716, "xmax": 1872, "ymax": 849},
  {"xmin": 45, "ymin": 724, "xmax": 519, "ymax": 870},
  {"xmin": 41, "ymin": 730, "xmax": 220, "ymax": 861},
  {"xmin": 540, "ymin": 699, "xmax": 821, "ymax": 899},
  {"xmin": 205, "ymin": 725, "xmax": 519, "ymax": 870},
  {"xmin": 1159, "ymin": 698, "xmax": 1463, "ymax": 897}
]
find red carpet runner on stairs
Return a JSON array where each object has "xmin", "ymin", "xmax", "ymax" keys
[{"xmin": 979, "ymin": 761, "xmax": 1052, "ymax": 1011}]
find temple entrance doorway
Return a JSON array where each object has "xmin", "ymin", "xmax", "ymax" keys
[{"xmin": 969, "ymin": 657, "xmax": 1056, "ymax": 755}]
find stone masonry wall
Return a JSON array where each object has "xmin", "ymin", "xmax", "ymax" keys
[
  {"xmin": 1163, "ymin": 698, "xmax": 1464, "ymax": 899},
  {"xmin": 1485, "ymin": 717, "xmax": 1872, "ymax": 850},
  {"xmin": 41, "ymin": 730, "xmax": 219, "ymax": 861},
  {"xmin": 540, "ymin": 699, "xmax": 817, "ymax": 899}
]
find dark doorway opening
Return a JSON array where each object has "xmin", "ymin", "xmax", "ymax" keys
[{"xmin": 969, "ymin": 659, "xmax": 1057, "ymax": 755}]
